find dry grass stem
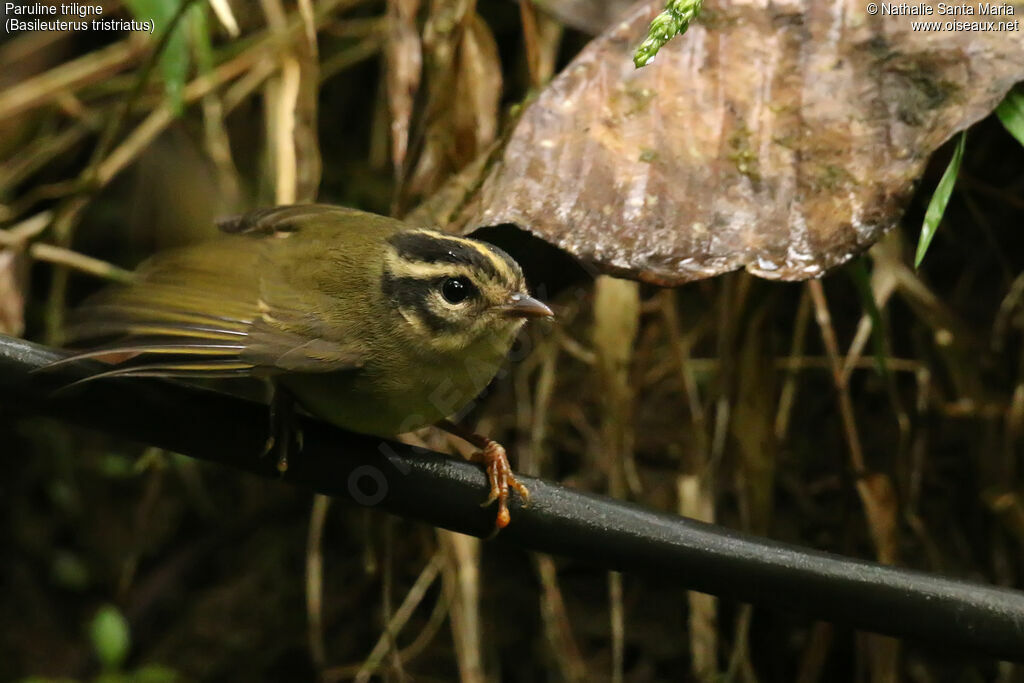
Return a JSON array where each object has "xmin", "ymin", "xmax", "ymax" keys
[
  {"xmin": 776, "ymin": 288, "xmax": 811, "ymax": 439},
  {"xmin": 208, "ymin": 0, "xmax": 241, "ymax": 37},
  {"xmin": 439, "ymin": 530, "xmax": 484, "ymax": 683},
  {"xmin": 678, "ymin": 475, "xmax": 719, "ymax": 680},
  {"xmin": 0, "ymin": 39, "xmax": 145, "ymax": 121},
  {"xmin": 28, "ymin": 242, "xmax": 133, "ymax": 283},
  {"xmin": 808, "ymin": 280, "xmax": 867, "ymax": 473},
  {"xmin": 306, "ymin": 494, "xmax": 331, "ymax": 670},
  {"xmin": 536, "ymin": 555, "xmax": 588, "ymax": 682}
]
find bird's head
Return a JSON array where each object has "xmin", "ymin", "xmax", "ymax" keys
[{"xmin": 382, "ymin": 229, "xmax": 553, "ymax": 355}]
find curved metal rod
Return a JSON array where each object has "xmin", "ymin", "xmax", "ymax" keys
[{"xmin": 1, "ymin": 333, "xmax": 1022, "ymax": 661}]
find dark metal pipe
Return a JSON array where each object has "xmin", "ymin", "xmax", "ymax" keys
[{"xmin": 1, "ymin": 334, "xmax": 1022, "ymax": 662}]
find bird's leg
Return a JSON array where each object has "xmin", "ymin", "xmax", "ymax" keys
[
  {"xmin": 263, "ymin": 383, "xmax": 301, "ymax": 473},
  {"xmin": 436, "ymin": 419, "xmax": 530, "ymax": 530}
]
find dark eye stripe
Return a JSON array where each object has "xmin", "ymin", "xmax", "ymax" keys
[{"xmin": 381, "ymin": 273, "xmax": 457, "ymax": 334}]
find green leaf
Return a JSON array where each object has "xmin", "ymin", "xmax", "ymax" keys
[
  {"xmin": 122, "ymin": 0, "xmax": 192, "ymax": 115},
  {"xmin": 996, "ymin": 88, "xmax": 1024, "ymax": 148},
  {"xmin": 914, "ymin": 131, "xmax": 965, "ymax": 269},
  {"xmin": 189, "ymin": 3, "xmax": 214, "ymax": 76},
  {"xmin": 90, "ymin": 605, "xmax": 131, "ymax": 671}
]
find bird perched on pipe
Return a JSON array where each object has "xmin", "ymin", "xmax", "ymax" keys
[{"xmin": 58, "ymin": 204, "xmax": 553, "ymax": 529}]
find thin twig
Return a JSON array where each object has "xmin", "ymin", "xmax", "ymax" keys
[
  {"xmin": 439, "ymin": 530, "xmax": 484, "ymax": 683},
  {"xmin": 0, "ymin": 122, "xmax": 94, "ymax": 192},
  {"xmin": 353, "ymin": 553, "xmax": 443, "ymax": 683},
  {"xmin": 321, "ymin": 560, "xmax": 451, "ymax": 682},
  {"xmin": 535, "ymin": 555, "xmax": 588, "ymax": 682},
  {"xmin": 0, "ymin": 212, "xmax": 53, "ymax": 245},
  {"xmin": 610, "ymin": 572, "xmax": 625, "ymax": 683},
  {"xmin": 306, "ymin": 494, "xmax": 331, "ymax": 669},
  {"xmin": 28, "ymin": 243, "xmax": 133, "ymax": 283},
  {"xmin": 319, "ymin": 35, "xmax": 384, "ymax": 82},
  {"xmin": 678, "ymin": 474, "xmax": 719, "ymax": 679},
  {"xmin": 660, "ymin": 290, "xmax": 710, "ymax": 455},
  {"xmin": 807, "ymin": 280, "xmax": 867, "ymax": 474},
  {"xmin": 809, "ymin": 280, "xmax": 899, "ymax": 576},
  {"xmin": 209, "ymin": 0, "xmax": 241, "ymax": 36},
  {"xmin": 0, "ymin": 39, "xmax": 145, "ymax": 120},
  {"xmin": 776, "ymin": 288, "xmax": 811, "ymax": 439}
]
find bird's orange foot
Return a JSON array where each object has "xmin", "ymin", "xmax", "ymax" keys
[{"xmin": 470, "ymin": 440, "xmax": 530, "ymax": 530}]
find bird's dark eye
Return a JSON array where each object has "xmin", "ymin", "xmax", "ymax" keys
[{"xmin": 441, "ymin": 276, "xmax": 473, "ymax": 304}]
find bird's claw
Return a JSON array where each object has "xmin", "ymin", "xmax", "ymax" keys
[{"xmin": 472, "ymin": 441, "xmax": 530, "ymax": 530}]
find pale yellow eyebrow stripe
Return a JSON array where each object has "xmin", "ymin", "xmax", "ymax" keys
[
  {"xmin": 383, "ymin": 249, "xmax": 478, "ymax": 280},
  {"xmin": 413, "ymin": 229, "xmax": 517, "ymax": 268}
]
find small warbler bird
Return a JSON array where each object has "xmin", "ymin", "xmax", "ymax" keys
[{"xmin": 63, "ymin": 204, "xmax": 552, "ymax": 528}]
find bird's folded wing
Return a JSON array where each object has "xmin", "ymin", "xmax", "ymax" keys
[{"xmin": 59, "ymin": 216, "xmax": 369, "ymax": 379}]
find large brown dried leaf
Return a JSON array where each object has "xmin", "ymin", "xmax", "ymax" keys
[
  {"xmin": 406, "ymin": 3, "xmax": 501, "ymax": 201},
  {"xmin": 386, "ymin": 0, "xmax": 423, "ymax": 171},
  {"xmin": 453, "ymin": 0, "xmax": 1024, "ymax": 284},
  {"xmin": 454, "ymin": 13, "xmax": 502, "ymax": 157}
]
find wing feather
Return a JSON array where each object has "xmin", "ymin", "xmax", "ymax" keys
[{"xmin": 60, "ymin": 205, "xmax": 381, "ymax": 381}]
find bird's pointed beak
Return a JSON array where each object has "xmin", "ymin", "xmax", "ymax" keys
[{"xmin": 500, "ymin": 293, "xmax": 554, "ymax": 319}]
